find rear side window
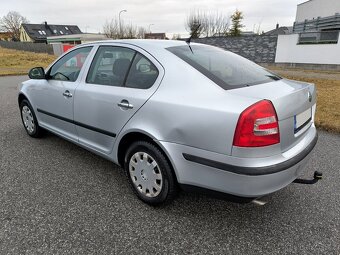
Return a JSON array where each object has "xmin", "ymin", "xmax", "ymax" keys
[
  {"xmin": 167, "ymin": 45, "xmax": 281, "ymax": 90},
  {"xmin": 86, "ymin": 46, "xmax": 158, "ymax": 89},
  {"xmin": 86, "ymin": 46, "xmax": 135, "ymax": 87},
  {"xmin": 125, "ymin": 53, "xmax": 159, "ymax": 89}
]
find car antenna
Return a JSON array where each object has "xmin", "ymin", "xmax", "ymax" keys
[{"xmin": 186, "ymin": 24, "xmax": 201, "ymax": 54}]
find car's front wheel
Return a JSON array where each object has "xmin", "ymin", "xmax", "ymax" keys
[
  {"xmin": 20, "ymin": 99, "xmax": 43, "ymax": 138},
  {"xmin": 124, "ymin": 141, "xmax": 177, "ymax": 205}
]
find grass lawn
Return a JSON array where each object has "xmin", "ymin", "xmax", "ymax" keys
[
  {"xmin": 270, "ymin": 68, "xmax": 340, "ymax": 133},
  {"xmin": 0, "ymin": 47, "xmax": 56, "ymax": 76}
]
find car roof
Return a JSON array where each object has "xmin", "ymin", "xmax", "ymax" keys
[{"xmin": 82, "ymin": 39, "xmax": 200, "ymax": 52}]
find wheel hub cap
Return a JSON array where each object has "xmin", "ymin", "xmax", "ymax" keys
[
  {"xmin": 22, "ymin": 106, "xmax": 35, "ymax": 134},
  {"xmin": 141, "ymin": 169, "xmax": 148, "ymax": 180},
  {"xmin": 129, "ymin": 152, "xmax": 163, "ymax": 198}
]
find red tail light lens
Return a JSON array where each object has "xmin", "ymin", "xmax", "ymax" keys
[{"xmin": 233, "ymin": 100, "xmax": 280, "ymax": 147}]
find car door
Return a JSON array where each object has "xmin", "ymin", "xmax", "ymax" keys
[
  {"xmin": 74, "ymin": 44, "xmax": 164, "ymax": 154},
  {"xmin": 34, "ymin": 46, "xmax": 93, "ymax": 141}
]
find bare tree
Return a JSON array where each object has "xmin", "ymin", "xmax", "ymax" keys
[
  {"xmin": 171, "ymin": 33, "xmax": 181, "ymax": 40},
  {"xmin": 252, "ymin": 20, "xmax": 263, "ymax": 35},
  {"xmin": 0, "ymin": 11, "xmax": 29, "ymax": 41},
  {"xmin": 125, "ymin": 23, "xmax": 137, "ymax": 39},
  {"xmin": 185, "ymin": 10, "xmax": 205, "ymax": 38},
  {"xmin": 186, "ymin": 10, "xmax": 229, "ymax": 38},
  {"xmin": 103, "ymin": 18, "xmax": 120, "ymax": 39},
  {"xmin": 204, "ymin": 11, "xmax": 230, "ymax": 37},
  {"xmin": 137, "ymin": 26, "xmax": 147, "ymax": 39},
  {"xmin": 103, "ymin": 18, "xmax": 147, "ymax": 39}
]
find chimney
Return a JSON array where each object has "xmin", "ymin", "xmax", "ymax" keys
[
  {"xmin": 276, "ymin": 23, "xmax": 279, "ymax": 29},
  {"xmin": 44, "ymin": 21, "xmax": 52, "ymax": 35}
]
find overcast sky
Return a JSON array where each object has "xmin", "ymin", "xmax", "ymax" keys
[{"xmin": 1, "ymin": 0, "xmax": 306, "ymax": 37}]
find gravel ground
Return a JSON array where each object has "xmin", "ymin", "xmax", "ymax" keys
[{"xmin": 0, "ymin": 76, "xmax": 339, "ymax": 254}]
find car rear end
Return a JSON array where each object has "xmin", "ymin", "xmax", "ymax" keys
[
  {"xmin": 164, "ymin": 112, "xmax": 317, "ymax": 200},
  {"xmin": 158, "ymin": 43, "xmax": 318, "ymax": 200}
]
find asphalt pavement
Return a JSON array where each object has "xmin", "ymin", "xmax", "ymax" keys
[{"xmin": 0, "ymin": 76, "xmax": 339, "ymax": 254}]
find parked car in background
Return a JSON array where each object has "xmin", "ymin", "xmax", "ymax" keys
[{"xmin": 18, "ymin": 40, "xmax": 318, "ymax": 205}]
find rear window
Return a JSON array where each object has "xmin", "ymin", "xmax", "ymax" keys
[{"xmin": 166, "ymin": 45, "xmax": 281, "ymax": 90}]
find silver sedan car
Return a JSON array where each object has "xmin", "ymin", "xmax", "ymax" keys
[{"xmin": 18, "ymin": 40, "xmax": 318, "ymax": 205}]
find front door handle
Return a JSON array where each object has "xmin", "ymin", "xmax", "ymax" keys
[
  {"xmin": 63, "ymin": 90, "xmax": 73, "ymax": 98},
  {"xmin": 118, "ymin": 100, "xmax": 133, "ymax": 109}
]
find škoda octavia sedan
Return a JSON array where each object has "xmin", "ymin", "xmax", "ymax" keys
[{"xmin": 18, "ymin": 40, "xmax": 319, "ymax": 205}]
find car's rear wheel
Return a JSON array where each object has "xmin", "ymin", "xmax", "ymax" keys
[
  {"xmin": 20, "ymin": 99, "xmax": 43, "ymax": 138},
  {"xmin": 124, "ymin": 141, "xmax": 177, "ymax": 205}
]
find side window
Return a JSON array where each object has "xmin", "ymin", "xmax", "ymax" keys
[
  {"xmin": 86, "ymin": 46, "xmax": 135, "ymax": 87},
  {"xmin": 49, "ymin": 47, "xmax": 92, "ymax": 82},
  {"xmin": 125, "ymin": 53, "xmax": 159, "ymax": 89}
]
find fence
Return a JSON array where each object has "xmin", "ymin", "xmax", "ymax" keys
[
  {"xmin": 293, "ymin": 14, "xmax": 340, "ymax": 33},
  {"xmin": 0, "ymin": 41, "xmax": 53, "ymax": 54}
]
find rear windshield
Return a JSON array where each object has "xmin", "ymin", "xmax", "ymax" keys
[{"xmin": 166, "ymin": 45, "xmax": 281, "ymax": 90}]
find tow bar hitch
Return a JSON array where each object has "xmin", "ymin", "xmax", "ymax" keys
[
  {"xmin": 293, "ymin": 171, "xmax": 323, "ymax": 185},
  {"xmin": 252, "ymin": 171, "xmax": 323, "ymax": 206}
]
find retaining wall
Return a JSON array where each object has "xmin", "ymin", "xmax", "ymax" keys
[
  {"xmin": 192, "ymin": 35, "xmax": 278, "ymax": 63},
  {"xmin": 0, "ymin": 41, "xmax": 53, "ymax": 54}
]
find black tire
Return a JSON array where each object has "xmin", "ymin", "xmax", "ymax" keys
[
  {"xmin": 124, "ymin": 141, "xmax": 178, "ymax": 205},
  {"xmin": 19, "ymin": 99, "xmax": 44, "ymax": 138}
]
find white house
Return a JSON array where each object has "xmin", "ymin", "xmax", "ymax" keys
[
  {"xmin": 275, "ymin": 0, "xmax": 340, "ymax": 65},
  {"xmin": 295, "ymin": 0, "xmax": 340, "ymax": 23}
]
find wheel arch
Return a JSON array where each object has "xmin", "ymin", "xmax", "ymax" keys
[
  {"xmin": 117, "ymin": 131, "xmax": 179, "ymax": 183},
  {"xmin": 18, "ymin": 93, "xmax": 29, "ymax": 106}
]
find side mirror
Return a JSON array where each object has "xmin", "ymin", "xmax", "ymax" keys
[{"xmin": 28, "ymin": 67, "xmax": 45, "ymax": 79}]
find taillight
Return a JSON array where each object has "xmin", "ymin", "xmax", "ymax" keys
[{"xmin": 233, "ymin": 100, "xmax": 280, "ymax": 147}]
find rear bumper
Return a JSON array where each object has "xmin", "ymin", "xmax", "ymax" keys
[
  {"xmin": 182, "ymin": 133, "xmax": 318, "ymax": 176},
  {"xmin": 159, "ymin": 125, "xmax": 317, "ymax": 198}
]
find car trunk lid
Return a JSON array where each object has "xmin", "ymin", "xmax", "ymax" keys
[{"xmin": 228, "ymin": 78, "xmax": 316, "ymax": 152}]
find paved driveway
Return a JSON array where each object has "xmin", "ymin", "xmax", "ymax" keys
[{"xmin": 0, "ymin": 76, "xmax": 339, "ymax": 254}]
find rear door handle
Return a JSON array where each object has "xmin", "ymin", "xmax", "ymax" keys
[
  {"xmin": 118, "ymin": 100, "xmax": 133, "ymax": 109},
  {"xmin": 63, "ymin": 90, "xmax": 72, "ymax": 98}
]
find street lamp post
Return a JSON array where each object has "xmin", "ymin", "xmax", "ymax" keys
[
  {"xmin": 119, "ymin": 9, "xmax": 127, "ymax": 38},
  {"xmin": 148, "ymin": 23, "xmax": 154, "ymax": 33}
]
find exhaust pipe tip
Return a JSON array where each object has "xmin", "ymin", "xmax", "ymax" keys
[
  {"xmin": 251, "ymin": 199, "xmax": 267, "ymax": 206},
  {"xmin": 314, "ymin": 171, "xmax": 323, "ymax": 180}
]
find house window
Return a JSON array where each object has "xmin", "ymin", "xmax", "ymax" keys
[
  {"xmin": 65, "ymin": 27, "xmax": 69, "ymax": 30},
  {"xmin": 38, "ymin": 31, "xmax": 42, "ymax": 35},
  {"xmin": 41, "ymin": 31, "xmax": 46, "ymax": 35},
  {"xmin": 60, "ymin": 31, "xmax": 64, "ymax": 34},
  {"xmin": 298, "ymin": 31, "xmax": 339, "ymax": 44}
]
